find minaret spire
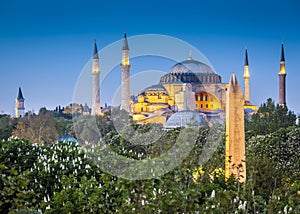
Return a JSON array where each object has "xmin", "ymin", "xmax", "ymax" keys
[
  {"xmin": 121, "ymin": 31, "xmax": 131, "ymax": 112},
  {"xmin": 281, "ymin": 41, "xmax": 285, "ymax": 62},
  {"xmin": 243, "ymin": 48, "xmax": 251, "ymax": 105},
  {"xmin": 279, "ymin": 42, "xmax": 287, "ymax": 106},
  {"xmin": 188, "ymin": 50, "xmax": 193, "ymax": 60},
  {"xmin": 244, "ymin": 48, "xmax": 249, "ymax": 66},
  {"xmin": 15, "ymin": 87, "xmax": 25, "ymax": 117},
  {"xmin": 91, "ymin": 40, "xmax": 101, "ymax": 115},
  {"xmin": 122, "ymin": 31, "xmax": 129, "ymax": 51},
  {"xmin": 17, "ymin": 87, "xmax": 24, "ymax": 100},
  {"xmin": 93, "ymin": 39, "xmax": 99, "ymax": 59}
]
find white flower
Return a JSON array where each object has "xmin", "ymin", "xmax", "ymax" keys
[
  {"xmin": 211, "ymin": 190, "xmax": 215, "ymax": 198},
  {"xmin": 238, "ymin": 201, "xmax": 246, "ymax": 210}
]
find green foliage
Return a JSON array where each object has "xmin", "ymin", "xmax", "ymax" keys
[
  {"xmin": 54, "ymin": 117, "xmax": 73, "ymax": 136},
  {"xmin": 12, "ymin": 108, "xmax": 58, "ymax": 145},
  {"xmin": 73, "ymin": 115, "xmax": 102, "ymax": 144},
  {"xmin": 0, "ymin": 116, "xmax": 18, "ymax": 140},
  {"xmin": 247, "ymin": 155, "xmax": 285, "ymax": 199},
  {"xmin": 0, "ymin": 164, "xmax": 36, "ymax": 213},
  {"xmin": 43, "ymin": 175, "xmax": 107, "ymax": 213},
  {"xmin": 0, "ymin": 139, "xmax": 39, "ymax": 172},
  {"xmin": 247, "ymin": 126, "xmax": 300, "ymax": 180},
  {"xmin": 0, "ymin": 120, "xmax": 299, "ymax": 213},
  {"xmin": 246, "ymin": 98, "xmax": 296, "ymax": 135}
]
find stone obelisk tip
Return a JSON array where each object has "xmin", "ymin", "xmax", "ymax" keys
[{"xmin": 229, "ymin": 73, "xmax": 242, "ymax": 93}]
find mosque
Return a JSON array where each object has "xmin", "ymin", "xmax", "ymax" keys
[
  {"xmin": 130, "ymin": 48, "xmax": 259, "ymax": 125},
  {"xmin": 89, "ymin": 33, "xmax": 287, "ymax": 127},
  {"xmin": 14, "ymin": 33, "xmax": 287, "ymax": 128},
  {"xmin": 11, "ymin": 34, "xmax": 287, "ymax": 182}
]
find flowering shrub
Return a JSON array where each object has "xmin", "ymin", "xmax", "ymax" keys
[{"xmin": 0, "ymin": 125, "xmax": 299, "ymax": 213}]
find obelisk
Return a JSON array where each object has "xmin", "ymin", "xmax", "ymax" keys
[{"xmin": 225, "ymin": 73, "xmax": 246, "ymax": 182}]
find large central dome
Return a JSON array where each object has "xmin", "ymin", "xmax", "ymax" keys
[
  {"xmin": 168, "ymin": 59, "xmax": 215, "ymax": 74},
  {"xmin": 159, "ymin": 58, "xmax": 221, "ymax": 84}
]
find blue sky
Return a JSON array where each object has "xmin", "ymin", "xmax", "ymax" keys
[{"xmin": 0, "ymin": 0, "xmax": 300, "ymax": 114}]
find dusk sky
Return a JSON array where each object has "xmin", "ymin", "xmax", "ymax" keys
[{"xmin": 1, "ymin": 0, "xmax": 300, "ymax": 115}]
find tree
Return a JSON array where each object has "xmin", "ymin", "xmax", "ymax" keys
[
  {"xmin": 247, "ymin": 126, "xmax": 300, "ymax": 180},
  {"xmin": 0, "ymin": 115, "xmax": 18, "ymax": 140},
  {"xmin": 0, "ymin": 131, "xmax": 299, "ymax": 212},
  {"xmin": 12, "ymin": 108, "xmax": 58, "ymax": 145},
  {"xmin": 54, "ymin": 117, "xmax": 73, "ymax": 136},
  {"xmin": 246, "ymin": 98, "xmax": 296, "ymax": 135},
  {"xmin": 0, "ymin": 164, "xmax": 35, "ymax": 213},
  {"xmin": 73, "ymin": 115, "xmax": 101, "ymax": 144}
]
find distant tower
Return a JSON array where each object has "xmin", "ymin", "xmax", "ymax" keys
[
  {"xmin": 243, "ymin": 48, "xmax": 251, "ymax": 105},
  {"xmin": 15, "ymin": 87, "xmax": 25, "ymax": 118},
  {"xmin": 120, "ymin": 32, "xmax": 131, "ymax": 112},
  {"xmin": 279, "ymin": 42, "xmax": 287, "ymax": 106},
  {"xmin": 91, "ymin": 40, "xmax": 101, "ymax": 115},
  {"xmin": 83, "ymin": 103, "xmax": 91, "ymax": 115},
  {"xmin": 188, "ymin": 50, "xmax": 193, "ymax": 60},
  {"xmin": 225, "ymin": 74, "xmax": 246, "ymax": 182}
]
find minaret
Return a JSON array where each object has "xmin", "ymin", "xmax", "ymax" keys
[
  {"xmin": 225, "ymin": 74, "xmax": 246, "ymax": 182},
  {"xmin": 120, "ymin": 32, "xmax": 131, "ymax": 112},
  {"xmin": 15, "ymin": 87, "xmax": 25, "ymax": 118},
  {"xmin": 91, "ymin": 40, "xmax": 101, "ymax": 115},
  {"xmin": 279, "ymin": 42, "xmax": 287, "ymax": 106},
  {"xmin": 243, "ymin": 48, "xmax": 251, "ymax": 105}
]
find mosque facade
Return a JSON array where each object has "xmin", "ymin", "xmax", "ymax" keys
[
  {"xmin": 90, "ymin": 34, "xmax": 288, "ymax": 127},
  {"xmin": 131, "ymin": 56, "xmax": 229, "ymax": 124}
]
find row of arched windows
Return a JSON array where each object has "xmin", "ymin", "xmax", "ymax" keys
[{"xmin": 160, "ymin": 73, "xmax": 221, "ymax": 83}]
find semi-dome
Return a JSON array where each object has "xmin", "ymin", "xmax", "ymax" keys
[
  {"xmin": 168, "ymin": 59, "xmax": 215, "ymax": 75},
  {"xmin": 143, "ymin": 84, "xmax": 167, "ymax": 92},
  {"xmin": 164, "ymin": 110, "xmax": 206, "ymax": 129},
  {"xmin": 58, "ymin": 135, "xmax": 78, "ymax": 144}
]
